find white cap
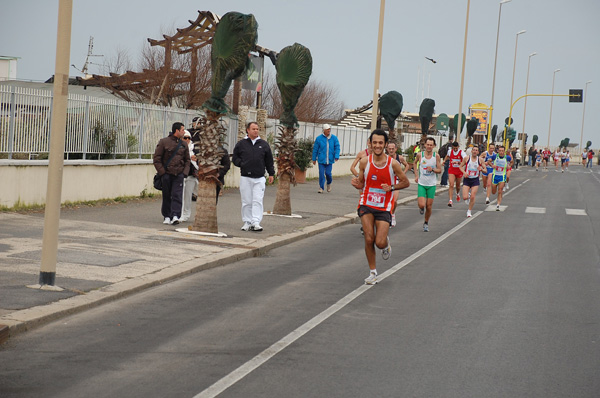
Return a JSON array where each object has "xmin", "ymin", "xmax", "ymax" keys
[
  {"xmin": 183, "ymin": 130, "xmax": 191, "ymax": 138},
  {"xmin": 323, "ymin": 124, "xmax": 331, "ymax": 131}
]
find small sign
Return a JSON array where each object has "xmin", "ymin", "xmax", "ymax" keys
[{"xmin": 569, "ymin": 89, "xmax": 583, "ymax": 103}]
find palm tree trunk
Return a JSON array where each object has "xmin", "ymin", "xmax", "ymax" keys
[
  {"xmin": 272, "ymin": 126, "xmax": 297, "ymax": 215},
  {"xmin": 273, "ymin": 172, "xmax": 292, "ymax": 215},
  {"xmin": 191, "ymin": 179, "xmax": 218, "ymax": 233},
  {"xmin": 191, "ymin": 110, "xmax": 225, "ymax": 233}
]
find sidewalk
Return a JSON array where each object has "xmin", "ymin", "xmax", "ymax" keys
[{"xmin": 0, "ymin": 174, "xmax": 426, "ymax": 342}]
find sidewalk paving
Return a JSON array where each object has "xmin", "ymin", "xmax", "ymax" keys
[{"xmin": 0, "ymin": 174, "xmax": 429, "ymax": 342}]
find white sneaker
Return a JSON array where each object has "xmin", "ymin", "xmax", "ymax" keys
[
  {"xmin": 485, "ymin": 197, "xmax": 490, "ymax": 204},
  {"xmin": 171, "ymin": 216, "xmax": 180, "ymax": 225},
  {"xmin": 381, "ymin": 237, "xmax": 391, "ymax": 260},
  {"xmin": 251, "ymin": 223, "xmax": 263, "ymax": 232},
  {"xmin": 241, "ymin": 222, "xmax": 251, "ymax": 231},
  {"xmin": 423, "ymin": 223, "xmax": 429, "ymax": 232},
  {"xmin": 467, "ymin": 210, "xmax": 472, "ymax": 218},
  {"xmin": 326, "ymin": 184, "xmax": 331, "ymax": 192},
  {"xmin": 496, "ymin": 205, "xmax": 500, "ymax": 211},
  {"xmin": 448, "ymin": 200, "xmax": 453, "ymax": 207},
  {"xmin": 163, "ymin": 217, "xmax": 171, "ymax": 224},
  {"xmin": 364, "ymin": 271, "xmax": 378, "ymax": 285}
]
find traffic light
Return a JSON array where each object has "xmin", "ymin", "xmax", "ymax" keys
[{"xmin": 569, "ymin": 89, "xmax": 583, "ymax": 103}]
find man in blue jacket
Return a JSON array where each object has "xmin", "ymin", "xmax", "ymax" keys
[{"xmin": 312, "ymin": 124, "xmax": 340, "ymax": 193}]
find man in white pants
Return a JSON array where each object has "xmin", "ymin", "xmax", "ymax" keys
[
  {"xmin": 180, "ymin": 130, "xmax": 198, "ymax": 222},
  {"xmin": 232, "ymin": 122, "xmax": 275, "ymax": 232}
]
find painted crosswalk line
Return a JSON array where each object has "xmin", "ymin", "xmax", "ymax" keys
[
  {"xmin": 565, "ymin": 209, "xmax": 587, "ymax": 216},
  {"xmin": 525, "ymin": 207, "xmax": 546, "ymax": 214}
]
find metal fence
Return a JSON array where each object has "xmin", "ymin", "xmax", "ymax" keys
[{"xmin": 0, "ymin": 85, "xmax": 456, "ymax": 159}]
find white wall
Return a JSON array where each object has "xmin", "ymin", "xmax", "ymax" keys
[{"xmin": 0, "ymin": 157, "xmax": 357, "ymax": 208}]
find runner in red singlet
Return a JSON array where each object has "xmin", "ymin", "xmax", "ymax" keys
[{"xmin": 351, "ymin": 130, "xmax": 409, "ymax": 285}]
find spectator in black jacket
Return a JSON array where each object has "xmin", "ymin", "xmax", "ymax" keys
[
  {"xmin": 232, "ymin": 122, "xmax": 275, "ymax": 232},
  {"xmin": 153, "ymin": 122, "xmax": 191, "ymax": 225}
]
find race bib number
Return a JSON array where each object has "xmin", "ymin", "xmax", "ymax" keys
[
  {"xmin": 468, "ymin": 169, "xmax": 478, "ymax": 177},
  {"xmin": 495, "ymin": 165, "xmax": 504, "ymax": 172},
  {"xmin": 366, "ymin": 187, "xmax": 386, "ymax": 208},
  {"xmin": 451, "ymin": 159, "xmax": 461, "ymax": 167}
]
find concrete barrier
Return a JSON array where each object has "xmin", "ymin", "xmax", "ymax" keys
[{"xmin": 1, "ymin": 157, "xmax": 357, "ymax": 208}]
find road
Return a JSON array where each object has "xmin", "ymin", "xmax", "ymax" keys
[{"xmin": 1, "ymin": 166, "xmax": 599, "ymax": 397}]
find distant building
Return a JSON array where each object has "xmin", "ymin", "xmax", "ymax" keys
[{"xmin": 0, "ymin": 56, "xmax": 19, "ymax": 81}]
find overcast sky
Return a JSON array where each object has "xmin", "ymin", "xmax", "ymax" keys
[{"xmin": 2, "ymin": 0, "xmax": 599, "ymax": 149}]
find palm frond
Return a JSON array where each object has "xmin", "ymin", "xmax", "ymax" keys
[
  {"xmin": 203, "ymin": 12, "xmax": 258, "ymax": 114},
  {"xmin": 379, "ymin": 91, "xmax": 403, "ymax": 131},
  {"xmin": 276, "ymin": 43, "xmax": 313, "ymax": 127}
]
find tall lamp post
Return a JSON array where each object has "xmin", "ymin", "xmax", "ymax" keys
[
  {"xmin": 370, "ymin": 0, "xmax": 385, "ymax": 131},
  {"xmin": 456, "ymin": 0, "xmax": 471, "ymax": 145},
  {"xmin": 547, "ymin": 68, "xmax": 561, "ymax": 148},
  {"xmin": 488, "ymin": 0, "xmax": 512, "ymax": 146},
  {"xmin": 521, "ymin": 51, "xmax": 537, "ymax": 157},
  {"xmin": 506, "ymin": 29, "xmax": 526, "ymax": 147},
  {"xmin": 579, "ymin": 80, "xmax": 592, "ymax": 154}
]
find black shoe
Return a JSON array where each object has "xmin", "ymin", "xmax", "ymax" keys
[{"xmin": 191, "ymin": 193, "xmax": 197, "ymax": 201}]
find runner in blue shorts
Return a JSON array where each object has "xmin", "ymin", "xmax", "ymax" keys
[
  {"xmin": 481, "ymin": 143, "xmax": 496, "ymax": 204},
  {"xmin": 487, "ymin": 145, "xmax": 509, "ymax": 211}
]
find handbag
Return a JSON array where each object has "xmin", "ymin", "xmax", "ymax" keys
[{"xmin": 153, "ymin": 140, "xmax": 183, "ymax": 191}]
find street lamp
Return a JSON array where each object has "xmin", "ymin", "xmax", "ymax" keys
[
  {"xmin": 547, "ymin": 68, "xmax": 561, "ymax": 148},
  {"xmin": 488, "ymin": 0, "xmax": 512, "ymax": 146},
  {"xmin": 521, "ymin": 51, "xmax": 537, "ymax": 157},
  {"xmin": 370, "ymin": 0, "xmax": 385, "ymax": 131},
  {"xmin": 456, "ymin": 0, "xmax": 471, "ymax": 145},
  {"xmin": 506, "ymin": 29, "xmax": 526, "ymax": 147},
  {"xmin": 579, "ymin": 80, "xmax": 592, "ymax": 154}
]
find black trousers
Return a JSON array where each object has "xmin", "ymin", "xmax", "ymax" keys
[{"xmin": 161, "ymin": 173, "xmax": 184, "ymax": 219}]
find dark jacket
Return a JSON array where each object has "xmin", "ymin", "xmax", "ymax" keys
[
  {"xmin": 218, "ymin": 146, "xmax": 231, "ymax": 184},
  {"xmin": 153, "ymin": 134, "xmax": 191, "ymax": 177},
  {"xmin": 232, "ymin": 137, "xmax": 275, "ymax": 178}
]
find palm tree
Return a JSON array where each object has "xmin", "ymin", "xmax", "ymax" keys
[
  {"xmin": 272, "ymin": 43, "xmax": 313, "ymax": 215},
  {"xmin": 379, "ymin": 91, "xmax": 403, "ymax": 144},
  {"xmin": 191, "ymin": 12, "xmax": 258, "ymax": 233},
  {"xmin": 466, "ymin": 117, "xmax": 478, "ymax": 147},
  {"xmin": 419, "ymin": 98, "xmax": 435, "ymax": 147}
]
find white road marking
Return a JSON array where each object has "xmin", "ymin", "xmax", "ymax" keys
[
  {"xmin": 566, "ymin": 208, "xmax": 587, "ymax": 216},
  {"xmin": 193, "ymin": 213, "xmax": 483, "ymax": 398},
  {"xmin": 525, "ymin": 207, "xmax": 546, "ymax": 214}
]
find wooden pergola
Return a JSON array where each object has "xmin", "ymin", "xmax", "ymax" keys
[{"xmin": 77, "ymin": 11, "xmax": 277, "ymax": 110}]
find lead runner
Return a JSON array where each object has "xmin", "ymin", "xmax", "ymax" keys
[{"xmin": 351, "ymin": 129, "xmax": 410, "ymax": 285}]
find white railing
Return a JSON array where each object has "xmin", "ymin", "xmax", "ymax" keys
[{"xmin": 0, "ymin": 85, "xmax": 458, "ymax": 159}]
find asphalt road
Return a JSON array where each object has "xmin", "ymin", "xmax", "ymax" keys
[{"xmin": 2, "ymin": 167, "xmax": 599, "ymax": 398}]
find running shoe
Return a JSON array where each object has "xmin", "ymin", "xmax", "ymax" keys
[
  {"xmin": 163, "ymin": 217, "xmax": 171, "ymax": 225},
  {"xmin": 467, "ymin": 210, "xmax": 472, "ymax": 218},
  {"xmin": 485, "ymin": 197, "xmax": 490, "ymax": 204},
  {"xmin": 251, "ymin": 223, "xmax": 263, "ymax": 232},
  {"xmin": 456, "ymin": 194, "xmax": 461, "ymax": 202},
  {"xmin": 241, "ymin": 222, "xmax": 251, "ymax": 231},
  {"xmin": 171, "ymin": 216, "xmax": 180, "ymax": 225},
  {"xmin": 496, "ymin": 205, "xmax": 500, "ymax": 211},
  {"xmin": 423, "ymin": 223, "xmax": 429, "ymax": 232},
  {"xmin": 448, "ymin": 200, "xmax": 453, "ymax": 207},
  {"xmin": 364, "ymin": 271, "xmax": 378, "ymax": 285},
  {"xmin": 419, "ymin": 207, "xmax": 425, "ymax": 215},
  {"xmin": 505, "ymin": 183, "xmax": 509, "ymax": 190},
  {"xmin": 382, "ymin": 237, "xmax": 391, "ymax": 260}
]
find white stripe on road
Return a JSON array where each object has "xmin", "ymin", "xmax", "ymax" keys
[{"xmin": 194, "ymin": 212, "xmax": 483, "ymax": 398}]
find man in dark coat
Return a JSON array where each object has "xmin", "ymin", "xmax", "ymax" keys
[{"xmin": 153, "ymin": 122, "xmax": 191, "ymax": 225}]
